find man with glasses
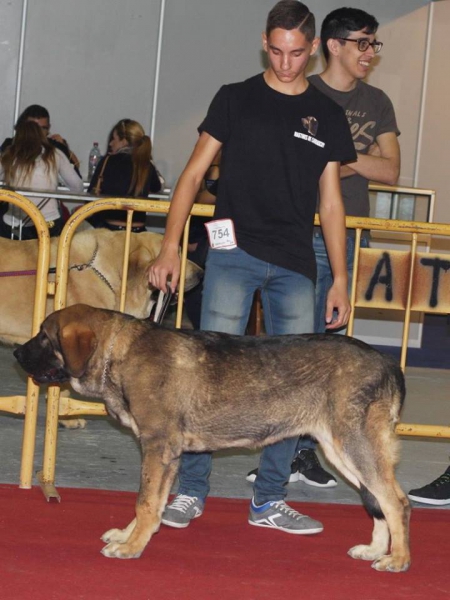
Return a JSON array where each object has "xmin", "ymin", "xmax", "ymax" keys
[
  {"xmin": 310, "ymin": 7, "xmax": 400, "ymax": 330},
  {"xmin": 269, "ymin": 7, "xmax": 401, "ymax": 488}
]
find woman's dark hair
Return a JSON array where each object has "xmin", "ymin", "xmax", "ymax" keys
[
  {"xmin": 321, "ymin": 8, "xmax": 379, "ymax": 61},
  {"xmin": 15, "ymin": 105, "xmax": 50, "ymax": 128},
  {"xmin": 266, "ymin": 1, "xmax": 315, "ymax": 43},
  {"xmin": 1, "ymin": 121, "xmax": 56, "ymax": 185}
]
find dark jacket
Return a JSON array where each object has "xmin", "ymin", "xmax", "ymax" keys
[{"xmin": 88, "ymin": 151, "xmax": 162, "ymax": 224}]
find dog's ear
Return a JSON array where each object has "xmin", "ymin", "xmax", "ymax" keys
[
  {"xmin": 59, "ymin": 323, "xmax": 98, "ymax": 378},
  {"xmin": 129, "ymin": 245, "xmax": 153, "ymax": 280}
]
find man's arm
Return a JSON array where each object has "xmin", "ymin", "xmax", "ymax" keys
[
  {"xmin": 340, "ymin": 131, "xmax": 400, "ymax": 185},
  {"xmin": 148, "ymin": 132, "xmax": 222, "ymax": 293},
  {"xmin": 318, "ymin": 161, "xmax": 351, "ymax": 329}
]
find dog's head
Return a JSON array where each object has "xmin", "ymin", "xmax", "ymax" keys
[{"xmin": 14, "ymin": 304, "xmax": 103, "ymax": 384}]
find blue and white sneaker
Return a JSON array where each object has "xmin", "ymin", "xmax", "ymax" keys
[{"xmin": 248, "ymin": 498, "xmax": 323, "ymax": 535}]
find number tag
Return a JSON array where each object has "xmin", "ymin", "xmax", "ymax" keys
[{"xmin": 205, "ymin": 218, "xmax": 237, "ymax": 250}]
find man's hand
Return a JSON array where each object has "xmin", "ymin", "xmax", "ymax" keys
[
  {"xmin": 49, "ymin": 133, "xmax": 67, "ymax": 146},
  {"xmin": 324, "ymin": 280, "xmax": 351, "ymax": 330},
  {"xmin": 148, "ymin": 247, "xmax": 180, "ymax": 294}
]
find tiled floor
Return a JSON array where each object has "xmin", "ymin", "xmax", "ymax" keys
[{"xmin": 1, "ymin": 340, "xmax": 449, "ymax": 510}]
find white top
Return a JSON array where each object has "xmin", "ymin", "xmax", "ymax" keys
[{"xmin": 1, "ymin": 148, "xmax": 84, "ymax": 225}]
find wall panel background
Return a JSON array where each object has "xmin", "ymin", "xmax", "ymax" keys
[
  {"xmin": 10, "ymin": 0, "xmax": 161, "ymax": 178},
  {"xmin": 2, "ymin": 0, "xmax": 444, "ymax": 221}
]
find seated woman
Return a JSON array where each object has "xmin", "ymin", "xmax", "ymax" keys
[
  {"xmin": 0, "ymin": 121, "xmax": 84, "ymax": 239},
  {"xmin": 1, "ymin": 104, "xmax": 81, "ymax": 177},
  {"xmin": 88, "ymin": 119, "xmax": 163, "ymax": 232}
]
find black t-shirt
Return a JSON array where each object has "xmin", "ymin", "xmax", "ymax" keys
[{"xmin": 199, "ymin": 73, "xmax": 356, "ymax": 282}]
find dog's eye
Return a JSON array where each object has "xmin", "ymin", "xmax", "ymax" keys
[{"xmin": 39, "ymin": 329, "xmax": 53, "ymax": 350}]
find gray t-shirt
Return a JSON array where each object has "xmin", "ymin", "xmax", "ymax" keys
[{"xmin": 309, "ymin": 74, "xmax": 400, "ymax": 219}]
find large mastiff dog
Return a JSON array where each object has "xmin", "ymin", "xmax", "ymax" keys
[
  {"xmin": 0, "ymin": 229, "xmax": 201, "ymax": 345},
  {"xmin": 14, "ymin": 304, "xmax": 411, "ymax": 572}
]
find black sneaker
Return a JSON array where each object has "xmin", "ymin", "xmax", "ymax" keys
[
  {"xmin": 246, "ymin": 460, "xmax": 299, "ymax": 484},
  {"xmin": 295, "ymin": 449, "xmax": 337, "ymax": 488},
  {"xmin": 408, "ymin": 467, "xmax": 450, "ymax": 505}
]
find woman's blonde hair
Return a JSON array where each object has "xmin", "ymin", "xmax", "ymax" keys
[
  {"xmin": 1, "ymin": 121, "xmax": 56, "ymax": 185},
  {"xmin": 112, "ymin": 119, "xmax": 154, "ymax": 196}
]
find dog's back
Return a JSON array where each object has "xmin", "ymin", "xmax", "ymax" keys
[{"xmin": 150, "ymin": 329, "xmax": 405, "ymax": 453}]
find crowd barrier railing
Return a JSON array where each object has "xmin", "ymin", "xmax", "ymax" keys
[
  {"xmin": 0, "ymin": 192, "xmax": 448, "ymax": 501},
  {"xmin": 0, "ymin": 191, "xmax": 52, "ymax": 489},
  {"xmin": 32, "ymin": 197, "xmax": 212, "ymax": 500}
]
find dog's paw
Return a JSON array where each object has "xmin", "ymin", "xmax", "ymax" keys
[
  {"xmin": 58, "ymin": 418, "xmax": 87, "ymax": 429},
  {"xmin": 348, "ymin": 544, "xmax": 385, "ymax": 561},
  {"xmin": 101, "ymin": 542, "xmax": 143, "ymax": 559},
  {"xmin": 371, "ymin": 555, "xmax": 411, "ymax": 573},
  {"xmin": 101, "ymin": 527, "xmax": 130, "ymax": 544},
  {"xmin": 101, "ymin": 518, "xmax": 136, "ymax": 543}
]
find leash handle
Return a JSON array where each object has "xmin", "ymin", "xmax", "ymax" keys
[{"xmin": 153, "ymin": 289, "xmax": 173, "ymax": 324}]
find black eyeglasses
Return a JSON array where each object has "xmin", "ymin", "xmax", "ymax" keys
[{"xmin": 337, "ymin": 38, "xmax": 383, "ymax": 54}]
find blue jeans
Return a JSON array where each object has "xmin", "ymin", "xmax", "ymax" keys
[
  {"xmin": 178, "ymin": 246, "xmax": 315, "ymax": 504},
  {"xmin": 295, "ymin": 232, "xmax": 369, "ymax": 454},
  {"xmin": 313, "ymin": 231, "xmax": 369, "ymax": 334}
]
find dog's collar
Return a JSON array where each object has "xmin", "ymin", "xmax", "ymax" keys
[
  {"xmin": 0, "ymin": 242, "xmax": 115, "ymax": 293},
  {"xmin": 70, "ymin": 243, "xmax": 115, "ymax": 294},
  {"xmin": 101, "ymin": 323, "xmax": 127, "ymax": 392}
]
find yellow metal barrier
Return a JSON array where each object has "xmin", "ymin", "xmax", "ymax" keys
[
  {"xmin": 331, "ymin": 213, "xmax": 449, "ymax": 441},
  {"xmin": 37, "ymin": 198, "xmax": 212, "ymax": 499},
  {"xmin": 0, "ymin": 191, "xmax": 51, "ymax": 489},
  {"xmin": 1, "ymin": 191, "xmax": 448, "ymax": 498}
]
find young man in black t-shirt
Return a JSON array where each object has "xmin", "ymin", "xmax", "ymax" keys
[{"xmin": 149, "ymin": 1, "xmax": 356, "ymax": 536}]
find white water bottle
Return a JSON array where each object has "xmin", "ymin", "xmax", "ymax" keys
[{"xmin": 88, "ymin": 142, "xmax": 101, "ymax": 180}]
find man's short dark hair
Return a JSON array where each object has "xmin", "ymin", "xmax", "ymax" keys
[
  {"xmin": 321, "ymin": 7, "xmax": 379, "ymax": 61},
  {"xmin": 15, "ymin": 104, "xmax": 50, "ymax": 128},
  {"xmin": 266, "ymin": 1, "xmax": 315, "ymax": 43}
]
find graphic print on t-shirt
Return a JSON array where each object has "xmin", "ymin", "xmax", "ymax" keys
[{"xmin": 345, "ymin": 109, "xmax": 376, "ymax": 152}]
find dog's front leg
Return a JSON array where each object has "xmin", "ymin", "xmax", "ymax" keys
[{"xmin": 101, "ymin": 442, "xmax": 179, "ymax": 559}]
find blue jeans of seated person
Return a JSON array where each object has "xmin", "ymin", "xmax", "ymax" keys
[
  {"xmin": 177, "ymin": 246, "xmax": 315, "ymax": 505},
  {"xmin": 295, "ymin": 232, "xmax": 370, "ymax": 455}
]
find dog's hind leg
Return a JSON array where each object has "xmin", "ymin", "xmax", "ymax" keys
[
  {"xmin": 320, "ymin": 431, "xmax": 410, "ymax": 572},
  {"xmin": 319, "ymin": 437, "xmax": 391, "ymax": 561},
  {"xmin": 348, "ymin": 486, "xmax": 390, "ymax": 561},
  {"xmin": 101, "ymin": 438, "xmax": 180, "ymax": 559},
  {"xmin": 369, "ymin": 481, "xmax": 411, "ymax": 573},
  {"xmin": 345, "ymin": 441, "xmax": 410, "ymax": 572}
]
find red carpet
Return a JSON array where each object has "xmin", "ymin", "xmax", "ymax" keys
[{"xmin": 0, "ymin": 485, "xmax": 448, "ymax": 600}]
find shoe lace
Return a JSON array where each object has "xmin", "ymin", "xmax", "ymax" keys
[
  {"xmin": 430, "ymin": 472, "xmax": 450, "ymax": 488},
  {"xmin": 273, "ymin": 501, "xmax": 305, "ymax": 521},
  {"xmin": 299, "ymin": 449, "xmax": 320, "ymax": 470},
  {"xmin": 171, "ymin": 494, "xmax": 198, "ymax": 513}
]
